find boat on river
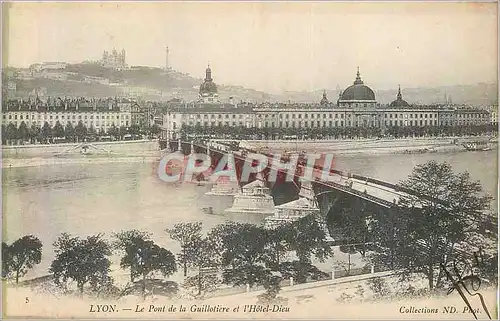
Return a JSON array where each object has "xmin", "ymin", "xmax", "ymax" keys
[{"xmin": 462, "ymin": 140, "xmax": 493, "ymax": 151}]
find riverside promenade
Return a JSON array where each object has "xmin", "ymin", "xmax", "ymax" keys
[{"xmin": 236, "ymin": 136, "xmax": 496, "ymax": 155}]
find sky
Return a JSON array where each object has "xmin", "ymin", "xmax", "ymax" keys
[{"xmin": 3, "ymin": 2, "xmax": 498, "ymax": 94}]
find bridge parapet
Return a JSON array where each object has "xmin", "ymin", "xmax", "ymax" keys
[{"xmin": 183, "ymin": 141, "xmax": 426, "ymax": 209}]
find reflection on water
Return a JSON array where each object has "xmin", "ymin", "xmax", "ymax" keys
[{"xmin": 2, "ymin": 150, "xmax": 497, "ymax": 278}]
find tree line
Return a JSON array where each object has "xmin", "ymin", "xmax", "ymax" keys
[
  {"xmin": 180, "ymin": 123, "xmax": 497, "ymax": 141},
  {"xmin": 2, "ymin": 213, "xmax": 331, "ymax": 301},
  {"xmin": 1, "ymin": 121, "xmax": 161, "ymax": 145},
  {"xmin": 332, "ymin": 160, "xmax": 498, "ymax": 291}
]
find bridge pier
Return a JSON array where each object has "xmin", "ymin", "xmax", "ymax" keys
[{"xmin": 164, "ymin": 140, "xmax": 403, "ymax": 247}]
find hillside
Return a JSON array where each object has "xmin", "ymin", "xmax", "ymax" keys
[
  {"xmin": 3, "ymin": 63, "xmax": 272, "ymax": 102},
  {"xmin": 3, "ymin": 63, "xmax": 497, "ymax": 106}
]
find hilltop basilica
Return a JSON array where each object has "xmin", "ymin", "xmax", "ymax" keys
[{"xmin": 100, "ymin": 48, "xmax": 128, "ymax": 70}]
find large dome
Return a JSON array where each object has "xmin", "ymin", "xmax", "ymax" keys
[
  {"xmin": 339, "ymin": 69, "xmax": 376, "ymax": 101},
  {"xmin": 200, "ymin": 81, "xmax": 218, "ymax": 95},
  {"xmin": 341, "ymin": 84, "xmax": 375, "ymax": 101},
  {"xmin": 199, "ymin": 66, "xmax": 218, "ymax": 96}
]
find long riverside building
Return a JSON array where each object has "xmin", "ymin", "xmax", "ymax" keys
[
  {"xmin": 161, "ymin": 66, "xmax": 492, "ymax": 139},
  {"xmin": 2, "ymin": 98, "xmax": 137, "ymax": 132}
]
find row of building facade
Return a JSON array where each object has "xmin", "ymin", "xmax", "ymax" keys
[
  {"xmin": 161, "ymin": 66, "xmax": 496, "ymax": 139},
  {"xmin": 1, "ymin": 98, "xmax": 141, "ymax": 132},
  {"xmin": 2, "ymin": 66, "xmax": 497, "ymax": 135}
]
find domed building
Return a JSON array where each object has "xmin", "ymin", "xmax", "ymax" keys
[
  {"xmin": 337, "ymin": 68, "xmax": 377, "ymax": 109},
  {"xmin": 389, "ymin": 85, "xmax": 410, "ymax": 108},
  {"xmin": 199, "ymin": 64, "xmax": 219, "ymax": 103}
]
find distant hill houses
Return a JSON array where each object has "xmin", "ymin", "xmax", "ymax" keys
[{"xmin": 2, "ymin": 60, "xmax": 497, "ymax": 107}]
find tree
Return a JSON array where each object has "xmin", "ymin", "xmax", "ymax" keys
[
  {"xmin": 88, "ymin": 125, "xmax": 97, "ymax": 138},
  {"xmin": 6, "ymin": 235, "xmax": 43, "ymax": 284},
  {"xmin": 369, "ymin": 208, "xmax": 407, "ymax": 270},
  {"xmin": 75, "ymin": 121, "xmax": 87, "ymax": 142},
  {"xmin": 65, "ymin": 122, "xmax": 75, "ymax": 142},
  {"xmin": 53, "ymin": 121, "xmax": 65, "ymax": 138},
  {"xmin": 2, "ymin": 242, "xmax": 12, "ymax": 279},
  {"xmin": 182, "ymin": 237, "xmax": 220, "ymax": 297},
  {"xmin": 183, "ymin": 273, "xmax": 220, "ymax": 298},
  {"xmin": 338, "ymin": 200, "xmax": 374, "ymax": 257},
  {"xmin": 129, "ymin": 124, "xmax": 140, "ymax": 136},
  {"xmin": 29, "ymin": 124, "xmax": 40, "ymax": 144},
  {"xmin": 107, "ymin": 124, "xmax": 119, "ymax": 139},
  {"xmin": 278, "ymin": 260, "xmax": 330, "ymax": 283},
  {"xmin": 207, "ymin": 221, "xmax": 243, "ymax": 270},
  {"xmin": 1, "ymin": 125, "xmax": 6, "ymax": 145},
  {"xmin": 212, "ymin": 223, "xmax": 269, "ymax": 288},
  {"xmin": 257, "ymin": 273, "xmax": 284, "ymax": 304},
  {"xmin": 18, "ymin": 121, "xmax": 29, "ymax": 143},
  {"xmin": 119, "ymin": 125, "xmax": 128, "ymax": 139},
  {"xmin": 289, "ymin": 214, "xmax": 333, "ymax": 263},
  {"xmin": 166, "ymin": 222, "xmax": 203, "ymax": 277},
  {"xmin": 222, "ymin": 263, "xmax": 271, "ymax": 289},
  {"xmin": 263, "ymin": 223, "xmax": 294, "ymax": 268},
  {"xmin": 112, "ymin": 230, "xmax": 151, "ymax": 282},
  {"xmin": 41, "ymin": 122, "xmax": 51, "ymax": 143},
  {"xmin": 378, "ymin": 161, "xmax": 492, "ymax": 290},
  {"xmin": 5, "ymin": 122, "xmax": 18, "ymax": 144},
  {"xmin": 118, "ymin": 237, "xmax": 177, "ymax": 299},
  {"xmin": 52, "ymin": 121, "xmax": 64, "ymax": 137},
  {"xmin": 50, "ymin": 233, "xmax": 113, "ymax": 296},
  {"xmin": 150, "ymin": 124, "xmax": 161, "ymax": 136}
]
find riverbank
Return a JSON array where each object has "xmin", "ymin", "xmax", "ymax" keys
[
  {"xmin": 2, "ymin": 155, "xmax": 160, "ymax": 169},
  {"xmin": 2, "ymin": 139, "xmax": 160, "ymax": 158},
  {"xmin": 241, "ymin": 136, "xmax": 497, "ymax": 155},
  {"xmin": 2, "ymin": 136, "xmax": 497, "ymax": 169}
]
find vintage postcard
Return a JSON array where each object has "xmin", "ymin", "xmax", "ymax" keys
[{"xmin": 1, "ymin": 1, "xmax": 498, "ymax": 319}]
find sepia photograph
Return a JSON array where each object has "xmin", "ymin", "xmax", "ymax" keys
[{"xmin": 1, "ymin": 1, "xmax": 498, "ymax": 319}]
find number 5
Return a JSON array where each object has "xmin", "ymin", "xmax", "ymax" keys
[{"xmin": 25, "ymin": 297, "xmax": 29, "ymax": 303}]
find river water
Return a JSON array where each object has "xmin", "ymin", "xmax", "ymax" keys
[{"xmin": 2, "ymin": 150, "xmax": 497, "ymax": 279}]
